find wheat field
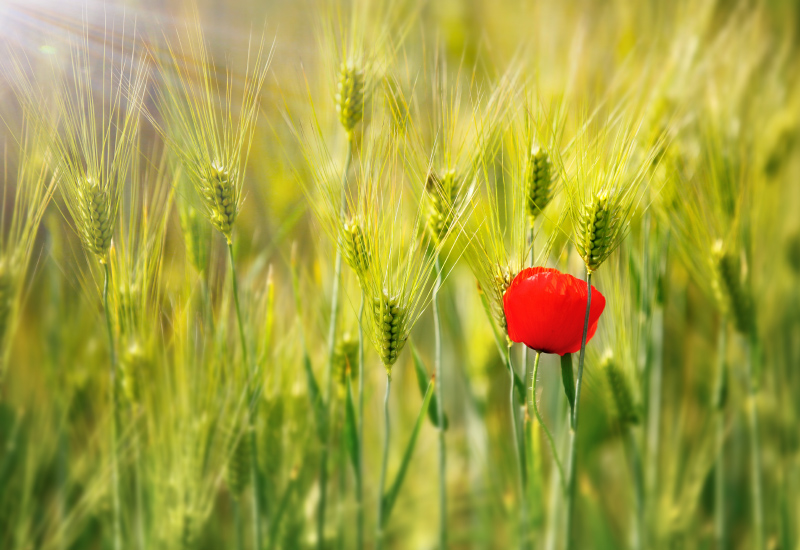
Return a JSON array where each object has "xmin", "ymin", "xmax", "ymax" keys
[{"xmin": 0, "ymin": 0, "xmax": 798, "ymax": 549}]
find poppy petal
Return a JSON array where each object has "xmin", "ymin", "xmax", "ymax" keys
[{"xmin": 503, "ymin": 267, "xmax": 606, "ymax": 356}]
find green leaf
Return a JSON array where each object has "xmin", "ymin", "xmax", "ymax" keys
[
  {"xmin": 410, "ymin": 342, "xmax": 448, "ymax": 430},
  {"xmin": 303, "ymin": 353, "xmax": 326, "ymax": 441},
  {"xmin": 343, "ymin": 374, "xmax": 360, "ymax": 474},
  {"xmin": 560, "ymin": 353, "xmax": 575, "ymax": 427},
  {"xmin": 381, "ymin": 378, "xmax": 435, "ymax": 521}
]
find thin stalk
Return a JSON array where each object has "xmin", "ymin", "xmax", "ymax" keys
[
  {"xmin": 233, "ymin": 498, "xmax": 244, "ymax": 550},
  {"xmin": 227, "ymin": 242, "xmax": 262, "ymax": 550},
  {"xmin": 522, "ymin": 228, "xmax": 534, "ymax": 417},
  {"xmin": 644, "ymin": 240, "xmax": 667, "ymax": 543},
  {"xmin": 356, "ymin": 290, "xmax": 365, "ymax": 550},
  {"xmin": 134, "ymin": 419, "xmax": 145, "ymax": 550},
  {"xmin": 531, "ymin": 352, "xmax": 565, "ymax": 488},
  {"xmin": 746, "ymin": 335, "xmax": 764, "ymax": 550},
  {"xmin": 433, "ymin": 254, "xmax": 447, "ymax": 549},
  {"xmin": 319, "ymin": 138, "xmax": 353, "ymax": 549},
  {"xmin": 228, "ymin": 242, "xmax": 249, "ymax": 367},
  {"xmin": 564, "ymin": 268, "xmax": 592, "ymax": 550},
  {"xmin": 103, "ymin": 261, "xmax": 121, "ymax": 550},
  {"xmin": 522, "ymin": 228, "xmax": 533, "ymax": 503},
  {"xmin": 544, "ymin": 403, "xmax": 567, "ymax": 550},
  {"xmin": 714, "ymin": 317, "xmax": 728, "ymax": 550},
  {"xmin": 506, "ymin": 345, "xmax": 527, "ymax": 549},
  {"xmin": 624, "ymin": 429, "xmax": 644, "ymax": 550},
  {"xmin": 376, "ymin": 373, "xmax": 392, "ymax": 550}
]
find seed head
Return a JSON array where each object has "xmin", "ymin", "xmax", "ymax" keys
[
  {"xmin": 336, "ymin": 61, "xmax": 365, "ymax": 136},
  {"xmin": 79, "ymin": 177, "xmax": 113, "ymax": 261},
  {"xmin": 333, "ymin": 334, "xmax": 359, "ymax": 398},
  {"xmin": 576, "ymin": 191, "xmax": 620, "ymax": 272},
  {"xmin": 602, "ymin": 352, "xmax": 640, "ymax": 426},
  {"xmin": 524, "ymin": 145, "xmax": 554, "ymax": 221},
  {"xmin": 713, "ymin": 242, "xmax": 754, "ymax": 335},
  {"xmin": 200, "ymin": 162, "xmax": 238, "ymax": 241},
  {"xmin": 170, "ymin": 507, "xmax": 196, "ymax": 550},
  {"xmin": 342, "ymin": 216, "xmax": 371, "ymax": 280},
  {"xmin": 372, "ymin": 289, "xmax": 407, "ymax": 371},
  {"xmin": 117, "ymin": 283, "xmax": 141, "ymax": 336},
  {"xmin": 225, "ymin": 428, "xmax": 252, "ymax": 498},
  {"xmin": 119, "ymin": 341, "xmax": 147, "ymax": 406},
  {"xmin": 179, "ymin": 203, "xmax": 212, "ymax": 273},
  {"xmin": 493, "ymin": 264, "xmax": 516, "ymax": 331},
  {"xmin": 425, "ymin": 168, "xmax": 461, "ymax": 244}
]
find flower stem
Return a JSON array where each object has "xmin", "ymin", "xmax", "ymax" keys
[
  {"xmin": 227, "ymin": 242, "xmax": 262, "ymax": 550},
  {"xmin": 376, "ymin": 373, "xmax": 392, "ymax": 550},
  {"xmin": 506, "ymin": 344, "xmax": 527, "ymax": 549},
  {"xmin": 564, "ymin": 268, "xmax": 592, "ymax": 550},
  {"xmin": 102, "ymin": 261, "xmax": 121, "ymax": 550},
  {"xmin": 531, "ymin": 352, "xmax": 565, "ymax": 489},
  {"xmin": 746, "ymin": 334, "xmax": 764, "ymax": 550},
  {"xmin": 714, "ymin": 317, "xmax": 728, "ymax": 550},
  {"xmin": 319, "ymin": 138, "xmax": 353, "ymax": 549},
  {"xmin": 433, "ymin": 254, "xmax": 447, "ymax": 549},
  {"xmin": 356, "ymin": 289, "xmax": 365, "ymax": 550}
]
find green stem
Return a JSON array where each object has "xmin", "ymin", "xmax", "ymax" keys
[
  {"xmin": 376, "ymin": 373, "xmax": 392, "ymax": 550},
  {"xmin": 644, "ymin": 238, "xmax": 667, "ymax": 544},
  {"xmin": 714, "ymin": 317, "xmax": 728, "ymax": 550},
  {"xmin": 624, "ymin": 428, "xmax": 644, "ymax": 550},
  {"xmin": 531, "ymin": 352, "xmax": 565, "ymax": 489},
  {"xmin": 433, "ymin": 255, "xmax": 447, "ymax": 549},
  {"xmin": 521, "ymin": 227, "xmax": 533, "ymax": 547},
  {"xmin": 319, "ymin": 138, "xmax": 353, "ymax": 549},
  {"xmin": 228, "ymin": 242, "xmax": 249, "ymax": 368},
  {"xmin": 234, "ymin": 498, "xmax": 244, "ymax": 550},
  {"xmin": 227, "ymin": 242, "xmax": 262, "ymax": 550},
  {"xmin": 134, "ymin": 418, "xmax": 146, "ymax": 550},
  {"xmin": 564, "ymin": 268, "xmax": 592, "ymax": 550},
  {"xmin": 103, "ymin": 261, "xmax": 121, "ymax": 550},
  {"xmin": 746, "ymin": 335, "xmax": 764, "ymax": 550},
  {"xmin": 522, "ymin": 227, "xmax": 534, "ymax": 402},
  {"xmin": 356, "ymin": 290, "xmax": 365, "ymax": 550},
  {"xmin": 506, "ymin": 345, "xmax": 527, "ymax": 549}
]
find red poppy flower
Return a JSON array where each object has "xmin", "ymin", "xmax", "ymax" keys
[{"xmin": 503, "ymin": 267, "xmax": 606, "ymax": 356}]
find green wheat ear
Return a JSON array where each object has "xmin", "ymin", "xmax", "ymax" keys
[
  {"xmin": 78, "ymin": 176, "xmax": 114, "ymax": 262},
  {"xmin": 225, "ymin": 428, "xmax": 252, "ymax": 499},
  {"xmin": 179, "ymin": 203, "xmax": 212, "ymax": 274},
  {"xmin": 524, "ymin": 145, "xmax": 554, "ymax": 222},
  {"xmin": 372, "ymin": 289, "xmax": 407, "ymax": 371},
  {"xmin": 713, "ymin": 242, "xmax": 754, "ymax": 336},
  {"xmin": 602, "ymin": 352, "xmax": 640, "ymax": 426},
  {"xmin": 200, "ymin": 162, "xmax": 238, "ymax": 242},
  {"xmin": 341, "ymin": 216, "xmax": 371, "ymax": 281},
  {"xmin": 333, "ymin": 334, "xmax": 359, "ymax": 398},
  {"xmin": 425, "ymin": 168, "xmax": 462, "ymax": 244},
  {"xmin": 119, "ymin": 340, "xmax": 147, "ymax": 406},
  {"xmin": 576, "ymin": 191, "xmax": 621, "ymax": 272},
  {"xmin": 336, "ymin": 60, "xmax": 366, "ymax": 137},
  {"xmin": 492, "ymin": 264, "xmax": 516, "ymax": 331}
]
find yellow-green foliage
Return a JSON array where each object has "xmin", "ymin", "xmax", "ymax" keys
[{"xmin": 1, "ymin": 2, "xmax": 799, "ymax": 549}]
